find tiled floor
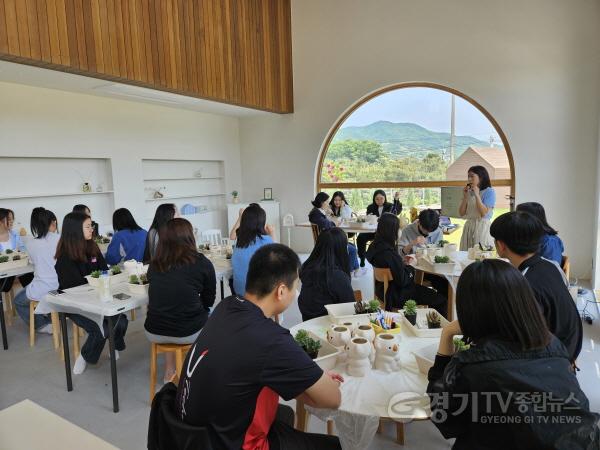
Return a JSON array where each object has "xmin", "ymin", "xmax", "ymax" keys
[{"xmin": 1, "ymin": 265, "xmax": 599, "ymax": 450}]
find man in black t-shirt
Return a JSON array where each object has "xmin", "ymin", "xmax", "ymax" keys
[
  {"xmin": 491, "ymin": 211, "xmax": 582, "ymax": 363},
  {"xmin": 177, "ymin": 243, "xmax": 342, "ymax": 450}
]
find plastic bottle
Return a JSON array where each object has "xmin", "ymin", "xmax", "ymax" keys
[{"xmin": 99, "ymin": 271, "xmax": 112, "ymax": 302}]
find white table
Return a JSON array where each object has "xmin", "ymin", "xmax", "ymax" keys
[
  {"xmin": 0, "ymin": 399, "xmax": 118, "ymax": 450},
  {"xmin": 297, "ymin": 221, "xmax": 377, "ymax": 234},
  {"xmin": 0, "ymin": 263, "xmax": 34, "ymax": 350},
  {"xmin": 290, "ymin": 315, "xmax": 437, "ymax": 450}
]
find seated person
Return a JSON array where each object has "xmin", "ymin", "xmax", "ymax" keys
[
  {"xmin": 105, "ymin": 208, "xmax": 148, "ymax": 264},
  {"xmin": 329, "ymin": 191, "xmax": 353, "ymax": 219},
  {"xmin": 357, "ymin": 189, "xmax": 402, "ymax": 267},
  {"xmin": 299, "ymin": 228, "xmax": 355, "ymax": 321},
  {"xmin": 366, "ymin": 213, "xmax": 447, "ymax": 315},
  {"xmin": 490, "ymin": 211, "xmax": 582, "ymax": 363},
  {"xmin": 231, "ymin": 204, "xmax": 276, "ymax": 295},
  {"xmin": 145, "ymin": 218, "xmax": 216, "ymax": 383},
  {"xmin": 309, "ymin": 192, "xmax": 361, "ymax": 276},
  {"xmin": 428, "ymin": 260, "xmax": 599, "ymax": 449},
  {"xmin": 516, "ymin": 202, "xmax": 564, "ymax": 265},
  {"xmin": 73, "ymin": 204, "xmax": 99, "ymax": 237},
  {"xmin": 176, "ymin": 243, "xmax": 343, "ymax": 450},
  {"xmin": 55, "ymin": 212, "xmax": 128, "ymax": 375},
  {"xmin": 398, "ymin": 209, "xmax": 443, "ymax": 255}
]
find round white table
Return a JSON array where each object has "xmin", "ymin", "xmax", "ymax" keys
[{"xmin": 290, "ymin": 314, "xmax": 440, "ymax": 450}]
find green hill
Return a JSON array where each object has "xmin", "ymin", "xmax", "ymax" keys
[{"xmin": 333, "ymin": 120, "xmax": 491, "ymax": 159}]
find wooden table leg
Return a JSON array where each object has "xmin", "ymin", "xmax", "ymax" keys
[
  {"xmin": 295, "ymin": 399, "xmax": 309, "ymax": 432},
  {"xmin": 415, "ymin": 269, "xmax": 425, "ymax": 286}
]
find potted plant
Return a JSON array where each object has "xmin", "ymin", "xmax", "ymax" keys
[
  {"xmin": 4, "ymin": 248, "xmax": 13, "ymax": 254},
  {"xmin": 110, "ymin": 266, "xmax": 122, "ymax": 275},
  {"xmin": 86, "ymin": 269, "xmax": 103, "ymax": 287},
  {"xmin": 128, "ymin": 273, "xmax": 149, "ymax": 295},
  {"xmin": 403, "ymin": 300, "xmax": 417, "ymax": 326},
  {"xmin": 0, "ymin": 255, "xmax": 9, "ymax": 264},
  {"xmin": 434, "ymin": 255, "xmax": 450, "ymax": 264},
  {"xmin": 426, "ymin": 311, "xmax": 441, "ymax": 329},
  {"xmin": 438, "ymin": 240, "xmax": 449, "ymax": 248},
  {"xmin": 294, "ymin": 329, "xmax": 322, "ymax": 359},
  {"xmin": 231, "ymin": 190, "xmax": 239, "ymax": 204},
  {"xmin": 453, "ymin": 337, "xmax": 471, "ymax": 352},
  {"xmin": 354, "ymin": 299, "xmax": 381, "ymax": 315}
]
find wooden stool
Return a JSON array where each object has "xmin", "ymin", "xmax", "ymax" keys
[
  {"xmin": 50, "ymin": 312, "xmax": 60, "ymax": 350},
  {"xmin": 29, "ymin": 300, "xmax": 39, "ymax": 347},
  {"xmin": 149, "ymin": 343, "xmax": 192, "ymax": 402},
  {"xmin": 57, "ymin": 320, "xmax": 83, "ymax": 361},
  {"xmin": 3, "ymin": 291, "xmax": 15, "ymax": 326}
]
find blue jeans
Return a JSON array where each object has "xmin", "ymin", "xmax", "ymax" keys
[
  {"xmin": 348, "ymin": 243, "xmax": 359, "ymax": 271},
  {"xmin": 68, "ymin": 313, "xmax": 128, "ymax": 364},
  {"xmin": 14, "ymin": 289, "xmax": 51, "ymax": 330}
]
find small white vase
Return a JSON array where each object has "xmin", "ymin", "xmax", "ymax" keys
[
  {"xmin": 346, "ymin": 337, "xmax": 372, "ymax": 377},
  {"xmin": 354, "ymin": 324, "xmax": 375, "ymax": 343},
  {"xmin": 374, "ymin": 333, "xmax": 401, "ymax": 372}
]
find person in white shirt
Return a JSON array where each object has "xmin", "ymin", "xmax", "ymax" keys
[
  {"xmin": 328, "ymin": 191, "xmax": 353, "ymax": 220},
  {"xmin": 13, "ymin": 208, "xmax": 60, "ymax": 334},
  {"xmin": 398, "ymin": 209, "xmax": 443, "ymax": 255}
]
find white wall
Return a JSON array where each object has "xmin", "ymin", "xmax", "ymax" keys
[
  {"xmin": 0, "ymin": 81, "xmax": 241, "ymax": 234},
  {"xmin": 240, "ymin": 0, "xmax": 600, "ymax": 278}
]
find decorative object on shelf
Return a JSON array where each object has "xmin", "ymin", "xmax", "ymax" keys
[
  {"xmin": 263, "ymin": 188, "xmax": 273, "ymax": 201},
  {"xmin": 194, "ymin": 169, "xmax": 203, "ymax": 178},
  {"xmin": 82, "ymin": 182, "xmax": 92, "ymax": 193},
  {"xmin": 96, "ymin": 184, "xmax": 104, "ymax": 193},
  {"xmin": 181, "ymin": 204, "xmax": 197, "ymax": 215},
  {"xmin": 150, "ymin": 186, "xmax": 166, "ymax": 199},
  {"xmin": 231, "ymin": 191, "xmax": 239, "ymax": 204}
]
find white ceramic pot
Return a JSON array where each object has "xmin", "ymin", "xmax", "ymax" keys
[
  {"xmin": 354, "ymin": 324, "xmax": 375, "ymax": 343},
  {"xmin": 85, "ymin": 275, "xmax": 101, "ymax": 287},
  {"xmin": 444, "ymin": 243, "xmax": 457, "ymax": 257},
  {"xmin": 346, "ymin": 337, "xmax": 372, "ymax": 377},
  {"xmin": 374, "ymin": 333, "xmax": 401, "ymax": 372},
  {"xmin": 326, "ymin": 326, "xmax": 351, "ymax": 348},
  {"xmin": 128, "ymin": 282, "xmax": 149, "ymax": 295},
  {"xmin": 340, "ymin": 321, "xmax": 356, "ymax": 335}
]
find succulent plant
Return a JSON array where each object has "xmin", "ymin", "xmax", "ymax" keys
[
  {"xmin": 12, "ymin": 255, "xmax": 21, "ymax": 261},
  {"xmin": 404, "ymin": 300, "xmax": 417, "ymax": 316},
  {"xmin": 90, "ymin": 270, "xmax": 102, "ymax": 278},
  {"xmin": 5, "ymin": 248, "xmax": 13, "ymax": 254},
  {"xmin": 0, "ymin": 256, "xmax": 9, "ymax": 263},
  {"xmin": 427, "ymin": 311, "xmax": 441, "ymax": 329},
  {"xmin": 453, "ymin": 337, "xmax": 471, "ymax": 352},
  {"xmin": 434, "ymin": 255, "xmax": 450, "ymax": 264},
  {"xmin": 438, "ymin": 240, "xmax": 449, "ymax": 248},
  {"xmin": 139, "ymin": 273, "xmax": 148, "ymax": 284},
  {"xmin": 354, "ymin": 299, "xmax": 381, "ymax": 314},
  {"xmin": 294, "ymin": 329, "xmax": 321, "ymax": 359},
  {"xmin": 110, "ymin": 266, "xmax": 122, "ymax": 275},
  {"xmin": 129, "ymin": 274, "xmax": 139, "ymax": 284}
]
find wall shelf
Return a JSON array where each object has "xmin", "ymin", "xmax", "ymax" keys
[
  {"xmin": 145, "ymin": 193, "xmax": 226, "ymax": 201},
  {"xmin": 143, "ymin": 177, "xmax": 224, "ymax": 181},
  {"xmin": 0, "ymin": 191, "xmax": 115, "ymax": 201}
]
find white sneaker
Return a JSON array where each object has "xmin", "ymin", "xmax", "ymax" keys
[
  {"xmin": 37, "ymin": 323, "xmax": 54, "ymax": 335},
  {"xmin": 73, "ymin": 354, "xmax": 87, "ymax": 375},
  {"xmin": 114, "ymin": 350, "xmax": 119, "ymax": 361}
]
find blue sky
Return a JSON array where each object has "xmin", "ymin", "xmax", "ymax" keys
[{"xmin": 341, "ymin": 87, "xmax": 501, "ymax": 143}]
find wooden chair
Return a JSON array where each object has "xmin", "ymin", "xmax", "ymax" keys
[
  {"xmin": 373, "ymin": 268, "xmax": 393, "ymax": 310},
  {"xmin": 29, "ymin": 300, "xmax": 39, "ymax": 347},
  {"xmin": 2, "ymin": 290, "xmax": 15, "ymax": 326},
  {"xmin": 57, "ymin": 320, "xmax": 84, "ymax": 361},
  {"xmin": 310, "ymin": 224, "xmax": 320, "ymax": 244},
  {"xmin": 561, "ymin": 255, "xmax": 570, "ymax": 281},
  {"xmin": 150, "ymin": 343, "xmax": 192, "ymax": 402}
]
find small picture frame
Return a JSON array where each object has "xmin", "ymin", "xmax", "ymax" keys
[{"xmin": 263, "ymin": 188, "xmax": 273, "ymax": 201}]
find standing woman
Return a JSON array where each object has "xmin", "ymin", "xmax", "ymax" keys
[
  {"xmin": 298, "ymin": 228, "xmax": 355, "ymax": 321},
  {"xmin": 55, "ymin": 212, "xmax": 128, "ymax": 375},
  {"xmin": 366, "ymin": 213, "xmax": 447, "ymax": 315},
  {"xmin": 231, "ymin": 204, "xmax": 276, "ymax": 296},
  {"xmin": 105, "ymin": 208, "xmax": 148, "ymax": 264},
  {"xmin": 357, "ymin": 190, "xmax": 402, "ymax": 267},
  {"xmin": 143, "ymin": 203, "xmax": 178, "ymax": 263},
  {"xmin": 516, "ymin": 202, "xmax": 563, "ymax": 265},
  {"xmin": 309, "ymin": 192, "xmax": 361, "ymax": 276},
  {"xmin": 458, "ymin": 165, "xmax": 496, "ymax": 251},
  {"xmin": 145, "ymin": 218, "xmax": 216, "ymax": 382},
  {"xmin": 13, "ymin": 207, "xmax": 60, "ymax": 333}
]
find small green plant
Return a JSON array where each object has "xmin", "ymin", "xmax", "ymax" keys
[
  {"xmin": 294, "ymin": 329, "xmax": 321, "ymax": 359},
  {"xmin": 4, "ymin": 249, "xmax": 13, "ymax": 254},
  {"xmin": 90, "ymin": 270, "xmax": 102, "ymax": 278},
  {"xmin": 403, "ymin": 300, "xmax": 417, "ymax": 325},
  {"xmin": 453, "ymin": 337, "xmax": 471, "ymax": 352},
  {"xmin": 231, "ymin": 190, "xmax": 238, "ymax": 197},
  {"xmin": 0, "ymin": 256, "xmax": 9, "ymax": 263},
  {"xmin": 129, "ymin": 274, "xmax": 148, "ymax": 285},
  {"xmin": 434, "ymin": 255, "xmax": 450, "ymax": 264},
  {"xmin": 354, "ymin": 299, "xmax": 381, "ymax": 314},
  {"xmin": 129, "ymin": 274, "xmax": 139, "ymax": 284},
  {"xmin": 110, "ymin": 266, "xmax": 121, "ymax": 275},
  {"xmin": 438, "ymin": 240, "xmax": 449, "ymax": 248},
  {"xmin": 426, "ymin": 311, "xmax": 441, "ymax": 329}
]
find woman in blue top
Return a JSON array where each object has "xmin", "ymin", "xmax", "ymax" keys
[
  {"xmin": 105, "ymin": 208, "xmax": 148, "ymax": 264},
  {"xmin": 516, "ymin": 202, "xmax": 564, "ymax": 265},
  {"xmin": 0, "ymin": 208, "xmax": 25, "ymax": 252},
  {"xmin": 231, "ymin": 204, "xmax": 275, "ymax": 295},
  {"xmin": 458, "ymin": 166, "xmax": 496, "ymax": 251}
]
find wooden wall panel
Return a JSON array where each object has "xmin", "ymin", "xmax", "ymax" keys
[{"xmin": 0, "ymin": 0, "xmax": 293, "ymax": 113}]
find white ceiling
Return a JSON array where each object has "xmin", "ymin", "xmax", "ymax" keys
[{"xmin": 0, "ymin": 59, "xmax": 273, "ymax": 118}]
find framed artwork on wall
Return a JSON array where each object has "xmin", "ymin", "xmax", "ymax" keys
[{"xmin": 263, "ymin": 188, "xmax": 273, "ymax": 200}]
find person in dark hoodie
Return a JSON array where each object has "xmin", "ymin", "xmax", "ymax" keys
[
  {"xmin": 357, "ymin": 189, "xmax": 402, "ymax": 267},
  {"xmin": 366, "ymin": 213, "xmax": 446, "ymax": 315},
  {"xmin": 427, "ymin": 259, "xmax": 599, "ymax": 449},
  {"xmin": 490, "ymin": 211, "xmax": 582, "ymax": 364}
]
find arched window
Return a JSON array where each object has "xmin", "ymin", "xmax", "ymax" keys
[{"xmin": 316, "ymin": 83, "xmax": 514, "ymax": 241}]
